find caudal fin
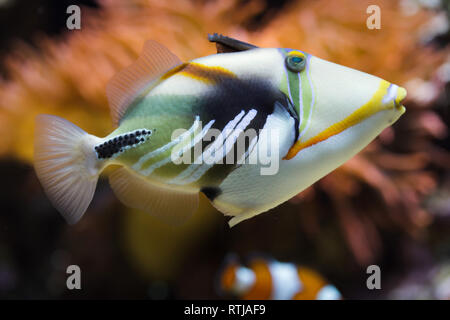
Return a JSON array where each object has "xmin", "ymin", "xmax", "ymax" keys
[{"xmin": 34, "ymin": 115, "xmax": 103, "ymax": 224}]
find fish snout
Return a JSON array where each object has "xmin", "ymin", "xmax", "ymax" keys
[
  {"xmin": 383, "ymin": 83, "xmax": 407, "ymax": 113},
  {"xmin": 394, "ymin": 86, "xmax": 407, "ymax": 112}
]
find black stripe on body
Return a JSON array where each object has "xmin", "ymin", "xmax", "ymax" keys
[{"xmin": 190, "ymin": 77, "xmax": 299, "ymax": 187}]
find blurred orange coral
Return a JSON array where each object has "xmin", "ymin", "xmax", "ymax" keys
[{"xmin": 0, "ymin": 0, "xmax": 448, "ymax": 267}]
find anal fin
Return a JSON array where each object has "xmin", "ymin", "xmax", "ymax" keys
[
  {"xmin": 109, "ymin": 167, "xmax": 198, "ymax": 225},
  {"xmin": 210, "ymin": 198, "xmax": 259, "ymax": 228}
]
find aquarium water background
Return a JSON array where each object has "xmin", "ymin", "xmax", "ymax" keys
[{"xmin": 0, "ymin": 0, "xmax": 449, "ymax": 299}]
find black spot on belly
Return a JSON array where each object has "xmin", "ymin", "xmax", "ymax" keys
[
  {"xmin": 95, "ymin": 129, "xmax": 152, "ymax": 159},
  {"xmin": 201, "ymin": 186, "xmax": 222, "ymax": 201}
]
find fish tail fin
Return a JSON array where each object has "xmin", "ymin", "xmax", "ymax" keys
[{"xmin": 34, "ymin": 114, "xmax": 104, "ymax": 224}]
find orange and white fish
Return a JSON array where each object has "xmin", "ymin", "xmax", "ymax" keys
[
  {"xmin": 218, "ymin": 256, "xmax": 342, "ymax": 300},
  {"xmin": 34, "ymin": 34, "xmax": 406, "ymax": 226}
]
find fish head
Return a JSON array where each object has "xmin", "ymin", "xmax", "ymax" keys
[{"xmin": 278, "ymin": 48, "xmax": 407, "ymax": 160}]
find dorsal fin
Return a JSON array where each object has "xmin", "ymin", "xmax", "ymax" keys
[
  {"xmin": 106, "ymin": 40, "xmax": 183, "ymax": 126},
  {"xmin": 208, "ymin": 33, "xmax": 258, "ymax": 53}
]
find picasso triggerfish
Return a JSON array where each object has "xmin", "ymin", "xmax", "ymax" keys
[{"xmin": 34, "ymin": 34, "xmax": 406, "ymax": 226}]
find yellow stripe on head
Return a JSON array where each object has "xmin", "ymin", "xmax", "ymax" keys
[
  {"xmin": 160, "ymin": 62, "xmax": 236, "ymax": 84},
  {"xmin": 180, "ymin": 62, "xmax": 236, "ymax": 83},
  {"xmin": 284, "ymin": 80, "xmax": 392, "ymax": 160},
  {"xmin": 160, "ymin": 63, "xmax": 188, "ymax": 80}
]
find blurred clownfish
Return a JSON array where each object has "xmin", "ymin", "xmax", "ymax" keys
[
  {"xmin": 34, "ymin": 34, "xmax": 406, "ymax": 226},
  {"xmin": 218, "ymin": 256, "xmax": 341, "ymax": 300}
]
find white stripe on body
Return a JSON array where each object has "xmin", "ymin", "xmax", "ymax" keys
[
  {"xmin": 269, "ymin": 261, "xmax": 302, "ymax": 300},
  {"xmin": 140, "ymin": 119, "xmax": 215, "ymax": 176},
  {"xmin": 316, "ymin": 285, "xmax": 341, "ymax": 300},
  {"xmin": 168, "ymin": 110, "xmax": 245, "ymax": 184},
  {"xmin": 236, "ymin": 134, "xmax": 258, "ymax": 165},
  {"xmin": 131, "ymin": 115, "xmax": 200, "ymax": 171},
  {"xmin": 169, "ymin": 109, "xmax": 257, "ymax": 185},
  {"xmin": 232, "ymin": 266, "xmax": 256, "ymax": 296}
]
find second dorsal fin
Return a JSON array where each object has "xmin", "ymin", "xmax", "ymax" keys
[
  {"xmin": 106, "ymin": 40, "xmax": 183, "ymax": 126},
  {"xmin": 109, "ymin": 167, "xmax": 199, "ymax": 226}
]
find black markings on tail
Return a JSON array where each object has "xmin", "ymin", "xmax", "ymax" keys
[
  {"xmin": 95, "ymin": 129, "xmax": 152, "ymax": 159},
  {"xmin": 201, "ymin": 186, "xmax": 222, "ymax": 201}
]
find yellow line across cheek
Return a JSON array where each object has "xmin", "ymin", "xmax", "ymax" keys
[{"xmin": 283, "ymin": 80, "xmax": 391, "ymax": 160}]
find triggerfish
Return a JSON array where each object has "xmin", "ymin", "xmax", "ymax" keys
[
  {"xmin": 34, "ymin": 34, "xmax": 406, "ymax": 226},
  {"xmin": 218, "ymin": 255, "xmax": 342, "ymax": 300}
]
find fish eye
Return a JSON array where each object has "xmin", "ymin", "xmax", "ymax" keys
[{"xmin": 285, "ymin": 54, "xmax": 306, "ymax": 72}]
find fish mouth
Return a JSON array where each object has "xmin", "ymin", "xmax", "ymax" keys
[
  {"xmin": 283, "ymin": 81, "xmax": 405, "ymax": 160},
  {"xmin": 394, "ymin": 86, "xmax": 407, "ymax": 112},
  {"xmin": 383, "ymin": 83, "xmax": 407, "ymax": 112}
]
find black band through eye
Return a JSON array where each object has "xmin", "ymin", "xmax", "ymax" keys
[{"xmin": 286, "ymin": 55, "xmax": 306, "ymax": 72}]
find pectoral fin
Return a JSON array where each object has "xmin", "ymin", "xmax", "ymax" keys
[{"xmin": 109, "ymin": 167, "xmax": 198, "ymax": 225}]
